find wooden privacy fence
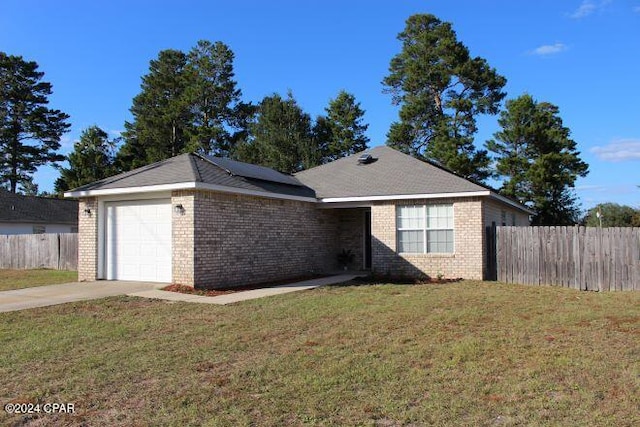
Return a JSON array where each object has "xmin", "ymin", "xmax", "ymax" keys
[
  {"xmin": 0, "ymin": 233, "xmax": 78, "ymax": 271},
  {"xmin": 490, "ymin": 226, "xmax": 640, "ymax": 291}
]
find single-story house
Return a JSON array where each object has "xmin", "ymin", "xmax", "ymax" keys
[
  {"xmin": 65, "ymin": 146, "xmax": 532, "ymax": 288},
  {"xmin": 0, "ymin": 189, "xmax": 78, "ymax": 235}
]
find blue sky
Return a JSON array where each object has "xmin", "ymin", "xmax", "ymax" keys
[{"xmin": 1, "ymin": 0, "xmax": 639, "ymax": 210}]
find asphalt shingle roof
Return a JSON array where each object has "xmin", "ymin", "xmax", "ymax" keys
[
  {"xmin": 0, "ymin": 190, "xmax": 78, "ymax": 224},
  {"xmin": 294, "ymin": 145, "xmax": 488, "ymax": 198},
  {"xmin": 69, "ymin": 153, "xmax": 316, "ymax": 199}
]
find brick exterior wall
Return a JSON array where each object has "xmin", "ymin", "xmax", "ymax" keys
[
  {"xmin": 171, "ymin": 191, "xmax": 196, "ymax": 286},
  {"xmin": 76, "ymin": 191, "xmax": 529, "ymax": 287},
  {"xmin": 176, "ymin": 190, "xmax": 338, "ymax": 289},
  {"xmin": 370, "ymin": 197, "xmax": 485, "ymax": 280},
  {"xmin": 78, "ymin": 198, "xmax": 98, "ymax": 281}
]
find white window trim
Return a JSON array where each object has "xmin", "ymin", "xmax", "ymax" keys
[{"xmin": 396, "ymin": 204, "xmax": 455, "ymax": 254}]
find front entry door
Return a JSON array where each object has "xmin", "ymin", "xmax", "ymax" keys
[{"xmin": 364, "ymin": 210, "xmax": 372, "ymax": 269}]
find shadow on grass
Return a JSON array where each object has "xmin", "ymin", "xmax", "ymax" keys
[{"xmin": 328, "ymin": 273, "xmax": 463, "ymax": 288}]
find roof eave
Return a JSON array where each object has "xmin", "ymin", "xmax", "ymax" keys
[
  {"xmin": 64, "ymin": 182, "xmax": 317, "ymax": 203},
  {"xmin": 318, "ymin": 191, "xmax": 534, "ymax": 214},
  {"xmin": 64, "ymin": 182, "xmax": 533, "ymax": 214},
  {"xmin": 0, "ymin": 219, "xmax": 77, "ymax": 225},
  {"xmin": 318, "ymin": 191, "xmax": 492, "ymax": 203},
  {"xmin": 488, "ymin": 192, "xmax": 535, "ymax": 215}
]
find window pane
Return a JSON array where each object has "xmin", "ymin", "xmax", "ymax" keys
[
  {"xmin": 397, "ymin": 205, "xmax": 424, "ymax": 229},
  {"xmin": 398, "ymin": 230, "xmax": 424, "ymax": 253},
  {"xmin": 427, "ymin": 230, "xmax": 453, "ymax": 253},
  {"xmin": 427, "ymin": 204, "xmax": 453, "ymax": 229},
  {"xmin": 443, "ymin": 205, "xmax": 453, "ymax": 228}
]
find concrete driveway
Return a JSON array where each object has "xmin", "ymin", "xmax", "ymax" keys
[{"xmin": 0, "ymin": 281, "xmax": 166, "ymax": 313}]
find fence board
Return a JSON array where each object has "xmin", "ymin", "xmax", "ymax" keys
[
  {"xmin": 493, "ymin": 226, "xmax": 639, "ymax": 292},
  {"xmin": 0, "ymin": 233, "xmax": 77, "ymax": 270}
]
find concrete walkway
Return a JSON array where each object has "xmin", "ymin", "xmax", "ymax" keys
[
  {"xmin": 0, "ymin": 281, "xmax": 166, "ymax": 313},
  {"xmin": 128, "ymin": 273, "xmax": 362, "ymax": 305},
  {"xmin": 0, "ymin": 274, "xmax": 363, "ymax": 313}
]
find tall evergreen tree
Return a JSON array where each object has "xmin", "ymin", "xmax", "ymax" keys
[
  {"xmin": 54, "ymin": 126, "xmax": 117, "ymax": 193},
  {"xmin": 0, "ymin": 52, "xmax": 70, "ymax": 192},
  {"xmin": 117, "ymin": 49, "xmax": 190, "ymax": 170},
  {"xmin": 185, "ymin": 40, "xmax": 245, "ymax": 156},
  {"xmin": 382, "ymin": 14, "xmax": 506, "ymax": 182},
  {"xmin": 235, "ymin": 93, "xmax": 313, "ymax": 173},
  {"xmin": 487, "ymin": 94, "xmax": 589, "ymax": 225},
  {"xmin": 322, "ymin": 90, "xmax": 369, "ymax": 162},
  {"xmin": 17, "ymin": 177, "xmax": 39, "ymax": 196},
  {"xmin": 117, "ymin": 41, "xmax": 247, "ymax": 170}
]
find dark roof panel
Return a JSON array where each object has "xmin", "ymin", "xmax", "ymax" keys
[
  {"xmin": 202, "ymin": 155, "xmax": 305, "ymax": 187},
  {"xmin": 0, "ymin": 190, "xmax": 78, "ymax": 224},
  {"xmin": 193, "ymin": 155, "xmax": 316, "ymax": 198}
]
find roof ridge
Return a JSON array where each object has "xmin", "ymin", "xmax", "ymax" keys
[
  {"xmin": 197, "ymin": 153, "xmax": 234, "ymax": 175},
  {"xmin": 188, "ymin": 153, "xmax": 205, "ymax": 182}
]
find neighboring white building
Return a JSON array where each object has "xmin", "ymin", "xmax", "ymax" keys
[{"xmin": 0, "ymin": 190, "xmax": 78, "ymax": 235}]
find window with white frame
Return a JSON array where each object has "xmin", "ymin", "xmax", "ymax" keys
[{"xmin": 396, "ymin": 204, "xmax": 454, "ymax": 253}]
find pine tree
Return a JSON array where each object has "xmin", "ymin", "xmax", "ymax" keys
[
  {"xmin": 382, "ymin": 14, "xmax": 506, "ymax": 182},
  {"xmin": 17, "ymin": 177, "xmax": 39, "ymax": 196},
  {"xmin": 55, "ymin": 126, "xmax": 117, "ymax": 192},
  {"xmin": 322, "ymin": 90, "xmax": 369, "ymax": 162},
  {"xmin": 235, "ymin": 93, "xmax": 313, "ymax": 173},
  {"xmin": 117, "ymin": 49, "xmax": 190, "ymax": 170},
  {"xmin": 117, "ymin": 41, "xmax": 248, "ymax": 170},
  {"xmin": 0, "ymin": 52, "xmax": 70, "ymax": 192},
  {"xmin": 487, "ymin": 94, "xmax": 589, "ymax": 225},
  {"xmin": 184, "ymin": 40, "xmax": 245, "ymax": 156}
]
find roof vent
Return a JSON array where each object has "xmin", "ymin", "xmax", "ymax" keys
[{"xmin": 357, "ymin": 153, "xmax": 374, "ymax": 164}]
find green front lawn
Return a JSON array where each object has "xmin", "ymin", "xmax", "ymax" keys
[
  {"xmin": 1, "ymin": 281, "xmax": 638, "ymax": 426},
  {"xmin": 0, "ymin": 269, "xmax": 78, "ymax": 291}
]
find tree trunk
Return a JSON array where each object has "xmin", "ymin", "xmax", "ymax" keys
[{"xmin": 171, "ymin": 123, "xmax": 176, "ymax": 156}]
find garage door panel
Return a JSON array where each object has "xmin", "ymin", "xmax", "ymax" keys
[
  {"xmin": 106, "ymin": 200, "xmax": 172, "ymax": 282},
  {"xmin": 139, "ymin": 245, "xmax": 156, "ymax": 257}
]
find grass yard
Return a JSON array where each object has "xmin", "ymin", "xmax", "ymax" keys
[
  {"xmin": 0, "ymin": 269, "xmax": 78, "ymax": 291},
  {"xmin": 0, "ymin": 281, "xmax": 638, "ymax": 426}
]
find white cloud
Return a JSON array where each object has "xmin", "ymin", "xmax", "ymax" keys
[
  {"xmin": 570, "ymin": 0, "xmax": 612, "ymax": 19},
  {"xmin": 575, "ymin": 184, "xmax": 607, "ymax": 192},
  {"xmin": 571, "ymin": 0, "xmax": 597, "ymax": 18},
  {"xmin": 590, "ymin": 138, "xmax": 640, "ymax": 162},
  {"xmin": 530, "ymin": 43, "xmax": 568, "ymax": 56}
]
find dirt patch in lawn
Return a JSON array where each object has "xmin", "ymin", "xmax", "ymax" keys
[{"xmin": 162, "ymin": 274, "xmax": 331, "ymax": 297}]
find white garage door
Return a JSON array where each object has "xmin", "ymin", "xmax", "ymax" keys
[{"xmin": 105, "ymin": 200, "xmax": 172, "ymax": 282}]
